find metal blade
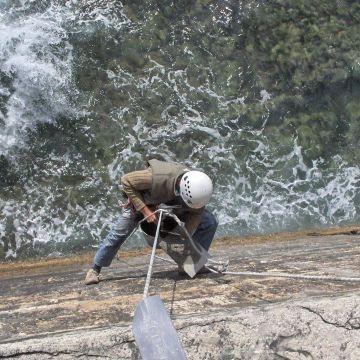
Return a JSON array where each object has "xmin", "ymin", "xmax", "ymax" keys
[
  {"xmin": 141, "ymin": 217, "xmax": 209, "ymax": 278},
  {"xmin": 132, "ymin": 295, "xmax": 187, "ymax": 360},
  {"xmin": 158, "ymin": 222, "xmax": 209, "ymax": 278}
]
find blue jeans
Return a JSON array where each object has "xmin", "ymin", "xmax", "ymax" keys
[{"xmin": 94, "ymin": 208, "xmax": 218, "ymax": 267}]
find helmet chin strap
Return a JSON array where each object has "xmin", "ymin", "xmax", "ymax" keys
[
  {"xmin": 173, "ymin": 172, "xmax": 186, "ymax": 197},
  {"xmin": 175, "ymin": 176, "xmax": 181, "ymax": 192}
]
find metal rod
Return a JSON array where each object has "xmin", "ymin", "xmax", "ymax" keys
[{"xmin": 143, "ymin": 210, "xmax": 163, "ymax": 299}]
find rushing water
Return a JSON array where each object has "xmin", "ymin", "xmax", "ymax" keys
[{"xmin": 0, "ymin": 0, "xmax": 359, "ymax": 260}]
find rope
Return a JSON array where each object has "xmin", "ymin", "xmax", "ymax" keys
[
  {"xmin": 143, "ymin": 210, "xmax": 164, "ymax": 299},
  {"xmin": 164, "ymin": 212, "xmax": 205, "ymax": 257},
  {"xmin": 154, "ymin": 255, "xmax": 360, "ymax": 283},
  {"xmin": 219, "ymin": 270, "xmax": 360, "ymax": 282}
]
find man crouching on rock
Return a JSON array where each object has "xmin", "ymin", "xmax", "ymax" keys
[{"xmin": 85, "ymin": 158, "xmax": 218, "ymax": 285}]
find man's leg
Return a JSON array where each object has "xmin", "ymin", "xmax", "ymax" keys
[
  {"xmin": 192, "ymin": 209, "xmax": 218, "ymax": 251},
  {"xmin": 177, "ymin": 209, "xmax": 218, "ymax": 276},
  {"xmin": 85, "ymin": 207, "xmax": 137, "ymax": 284}
]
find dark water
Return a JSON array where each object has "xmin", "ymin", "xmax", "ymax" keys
[{"xmin": 0, "ymin": 0, "xmax": 359, "ymax": 260}]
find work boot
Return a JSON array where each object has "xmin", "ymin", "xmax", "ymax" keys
[{"xmin": 84, "ymin": 269, "xmax": 100, "ymax": 285}]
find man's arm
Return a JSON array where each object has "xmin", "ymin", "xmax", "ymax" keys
[{"xmin": 121, "ymin": 168, "xmax": 158, "ymax": 223}]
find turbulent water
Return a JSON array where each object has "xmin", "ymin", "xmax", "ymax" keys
[{"xmin": 0, "ymin": 0, "xmax": 359, "ymax": 260}]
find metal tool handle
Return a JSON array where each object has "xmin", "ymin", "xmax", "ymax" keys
[
  {"xmin": 164, "ymin": 212, "xmax": 205, "ymax": 255},
  {"xmin": 138, "ymin": 208, "xmax": 168, "ymax": 224},
  {"xmin": 143, "ymin": 209, "xmax": 164, "ymax": 299},
  {"xmin": 140, "ymin": 208, "xmax": 205, "ymax": 256}
]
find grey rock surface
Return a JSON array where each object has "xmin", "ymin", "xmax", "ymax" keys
[{"xmin": 0, "ymin": 233, "xmax": 359, "ymax": 359}]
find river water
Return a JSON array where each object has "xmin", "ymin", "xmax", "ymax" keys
[{"xmin": 0, "ymin": 0, "xmax": 359, "ymax": 260}]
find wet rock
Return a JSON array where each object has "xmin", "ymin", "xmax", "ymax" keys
[{"xmin": 0, "ymin": 232, "xmax": 359, "ymax": 359}]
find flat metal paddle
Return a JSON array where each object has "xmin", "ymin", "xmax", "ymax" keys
[{"xmin": 132, "ymin": 209, "xmax": 187, "ymax": 360}]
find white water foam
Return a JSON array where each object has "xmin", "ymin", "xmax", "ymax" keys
[
  {"xmin": 0, "ymin": 3, "xmax": 76, "ymax": 155},
  {"xmin": 0, "ymin": 0, "xmax": 136, "ymax": 257},
  {"xmin": 0, "ymin": 0, "xmax": 131, "ymax": 156},
  {"xmin": 106, "ymin": 58, "xmax": 360, "ymax": 237},
  {"xmin": 1, "ymin": 0, "xmax": 359, "ymax": 259},
  {"xmin": 64, "ymin": 0, "xmax": 131, "ymax": 31},
  {"xmin": 215, "ymin": 142, "xmax": 360, "ymax": 234}
]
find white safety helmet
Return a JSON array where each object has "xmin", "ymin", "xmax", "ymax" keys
[{"xmin": 179, "ymin": 171, "xmax": 213, "ymax": 209}]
